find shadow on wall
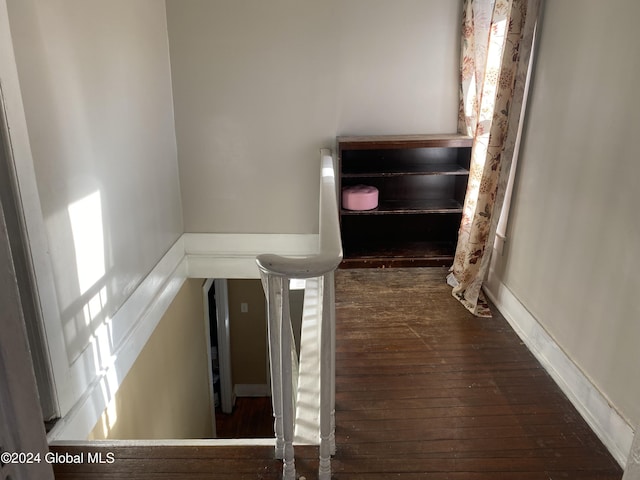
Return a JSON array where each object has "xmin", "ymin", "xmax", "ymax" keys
[{"xmin": 57, "ymin": 189, "xmax": 122, "ymax": 434}]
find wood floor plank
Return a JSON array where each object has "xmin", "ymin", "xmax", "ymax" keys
[
  {"xmin": 215, "ymin": 396, "xmax": 274, "ymax": 439},
  {"xmin": 330, "ymin": 268, "xmax": 622, "ymax": 479},
  {"xmin": 51, "ymin": 267, "xmax": 623, "ymax": 479}
]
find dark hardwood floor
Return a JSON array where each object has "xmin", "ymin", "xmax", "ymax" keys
[
  {"xmin": 329, "ymin": 267, "xmax": 621, "ymax": 479},
  {"xmin": 51, "ymin": 267, "xmax": 623, "ymax": 479},
  {"xmin": 215, "ymin": 396, "xmax": 274, "ymax": 439}
]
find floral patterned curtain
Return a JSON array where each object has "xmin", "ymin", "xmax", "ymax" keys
[{"xmin": 448, "ymin": 0, "xmax": 541, "ymax": 316}]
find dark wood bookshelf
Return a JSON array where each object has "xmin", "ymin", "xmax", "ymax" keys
[
  {"xmin": 340, "ymin": 240, "xmax": 457, "ymax": 268},
  {"xmin": 341, "ymin": 198, "xmax": 463, "ymax": 215},
  {"xmin": 337, "ymin": 134, "xmax": 472, "ymax": 268},
  {"xmin": 341, "ymin": 163, "xmax": 469, "ymax": 177}
]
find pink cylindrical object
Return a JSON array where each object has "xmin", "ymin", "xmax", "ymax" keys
[{"xmin": 342, "ymin": 185, "xmax": 379, "ymax": 210}]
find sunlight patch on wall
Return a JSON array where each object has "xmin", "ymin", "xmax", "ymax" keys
[
  {"xmin": 68, "ymin": 191, "xmax": 106, "ymax": 297},
  {"xmin": 68, "ymin": 190, "xmax": 109, "ymax": 332},
  {"xmin": 90, "ymin": 312, "xmax": 121, "ymax": 438},
  {"xmin": 95, "ymin": 367, "xmax": 120, "ymax": 438},
  {"xmin": 68, "ymin": 191, "xmax": 121, "ymax": 436}
]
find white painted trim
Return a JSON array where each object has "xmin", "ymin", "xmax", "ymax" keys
[
  {"xmin": 0, "ymin": 0, "xmax": 66, "ymax": 416},
  {"xmin": 484, "ymin": 268, "xmax": 633, "ymax": 467},
  {"xmin": 184, "ymin": 233, "xmax": 319, "ymax": 256},
  {"xmin": 46, "ymin": 233, "xmax": 319, "ymax": 440},
  {"xmin": 49, "ymin": 436, "xmax": 314, "ymax": 448},
  {"xmin": 47, "ymin": 240, "xmax": 187, "ymax": 441},
  {"xmin": 108, "ymin": 238, "xmax": 186, "ymax": 351},
  {"xmin": 0, "ymin": 147, "xmax": 54, "ymax": 478},
  {"xmin": 187, "ymin": 255, "xmax": 262, "ymax": 279},
  {"xmin": 234, "ymin": 384, "xmax": 271, "ymax": 397},
  {"xmin": 185, "ymin": 233, "xmax": 319, "ymax": 279},
  {"xmin": 50, "ymin": 438, "xmax": 277, "ymax": 447}
]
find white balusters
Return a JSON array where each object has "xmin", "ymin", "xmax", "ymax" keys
[
  {"xmin": 261, "ymin": 272, "xmax": 299, "ymax": 480},
  {"xmin": 319, "ymin": 271, "xmax": 335, "ymax": 479},
  {"xmin": 263, "ymin": 274, "xmax": 285, "ymax": 459},
  {"xmin": 256, "ymin": 149, "xmax": 342, "ymax": 480},
  {"xmin": 279, "ymin": 279, "xmax": 296, "ymax": 479}
]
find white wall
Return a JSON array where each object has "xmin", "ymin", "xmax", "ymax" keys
[
  {"xmin": 6, "ymin": 0, "xmax": 182, "ymax": 417},
  {"xmin": 166, "ymin": 0, "xmax": 461, "ymax": 234},
  {"xmin": 492, "ymin": 0, "xmax": 640, "ymax": 429}
]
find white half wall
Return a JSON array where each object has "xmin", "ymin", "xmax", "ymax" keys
[
  {"xmin": 165, "ymin": 0, "xmax": 461, "ymax": 234},
  {"xmin": 45, "ymin": 233, "xmax": 317, "ymax": 440}
]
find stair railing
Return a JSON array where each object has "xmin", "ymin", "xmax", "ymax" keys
[{"xmin": 256, "ymin": 148, "xmax": 342, "ymax": 480}]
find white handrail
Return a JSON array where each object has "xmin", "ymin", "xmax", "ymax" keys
[
  {"xmin": 256, "ymin": 149, "xmax": 342, "ymax": 480},
  {"xmin": 256, "ymin": 149, "xmax": 343, "ymax": 278}
]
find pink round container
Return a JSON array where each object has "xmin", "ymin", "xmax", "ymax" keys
[{"xmin": 342, "ymin": 185, "xmax": 379, "ymax": 210}]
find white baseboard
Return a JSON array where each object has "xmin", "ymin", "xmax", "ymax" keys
[
  {"xmin": 50, "ymin": 438, "xmax": 277, "ymax": 447},
  {"xmin": 484, "ymin": 272, "xmax": 633, "ymax": 467}
]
